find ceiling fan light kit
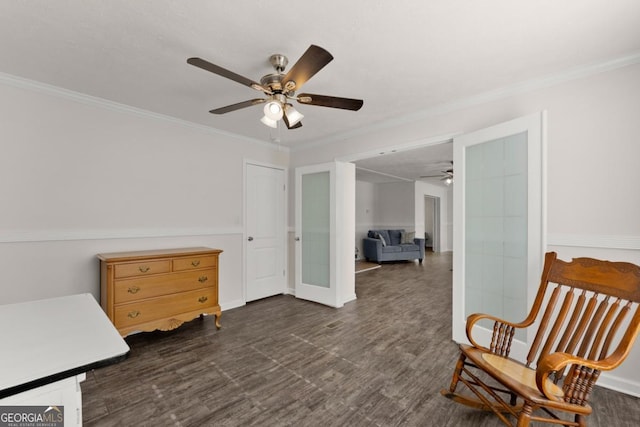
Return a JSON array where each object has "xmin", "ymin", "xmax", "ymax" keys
[
  {"xmin": 263, "ymin": 99, "xmax": 284, "ymax": 120},
  {"xmin": 187, "ymin": 45, "xmax": 363, "ymax": 130},
  {"xmin": 283, "ymin": 104, "xmax": 304, "ymax": 126},
  {"xmin": 420, "ymin": 161, "xmax": 454, "ymax": 185},
  {"xmin": 260, "ymin": 115, "xmax": 278, "ymax": 129}
]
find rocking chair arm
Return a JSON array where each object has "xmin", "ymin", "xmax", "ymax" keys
[
  {"xmin": 536, "ymin": 353, "xmax": 616, "ymax": 402},
  {"xmin": 465, "ymin": 313, "xmax": 529, "ymax": 351}
]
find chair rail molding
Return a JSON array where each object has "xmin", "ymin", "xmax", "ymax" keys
[
  {"xmin": 547, "ymin": 233, "xmax": 640, "ymax": 251},
  {"xmin": 0, "ymin": 227, "xmax": 243, "ymax": 243}
]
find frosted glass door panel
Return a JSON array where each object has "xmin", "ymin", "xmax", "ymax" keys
[
  {"xmin": 452, "ymin": 112, "xmax": 545, "ymax": 362},
  {"xmin": 464, "ymin": 132, "xmax": 528, "ymax": 339},
  {"xmin": 301, "ymin": 172, "xmax": 330, "ymax": 288}
]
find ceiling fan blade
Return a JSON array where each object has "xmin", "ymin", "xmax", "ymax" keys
[
  {"xmin": 282, "ymin": 45, "xmax": 333, "ymax": 92},
  {"xmin": 282, "ymin": 114, "xmax": 303, "ymax": 129},
  {"xmin": 420, "ymin": 169, "xmax": 454, "ymax": 179},
  {"xmin": 187, "ymin": 57, "xmax": 269, "ymax": 93},
  {"xmin": 297, "ymin": 93, "xmax": 363, "ymax": 111},
  {"xmin": 209, "ymin": 99, "xmax": 265, "ymax": 114}
]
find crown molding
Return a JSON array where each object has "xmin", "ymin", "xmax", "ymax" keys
[
  {"xmin": 292, "ymin": 51, "xmax": 640, "ymax": 152},
  {"xmin": 3, "ymin": 51, "xmax": 639, "ymax": 155},
  {"xmin": 0, "ymin": 72, "xmax": 288, "ymax": 153}
]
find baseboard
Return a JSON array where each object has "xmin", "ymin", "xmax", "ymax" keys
[
  {"xmin": 598, "ymin": 372, "xmax": 640, "ymax": 398},
  {"xmin": 220, "ymin": 299, "xmax": 245, "ymax": 312},
  {"xmin": 284, "ymin": 288, "xmax": 356, "ymax": 306},
  {"xmin": 343, "ymin": 293, "xmax": 357, "ymax": 304}
]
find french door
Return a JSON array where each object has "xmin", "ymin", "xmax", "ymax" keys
[
  {"xmin": 452, "ymin": 112, "xmax": 546, "ymax": 362},
  {"xmin": 295, "ymin": 162, "xmax": 355, "ymax": 308}
]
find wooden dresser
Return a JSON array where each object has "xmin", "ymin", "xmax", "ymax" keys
[{"xmin": 98, "ymin": 247, "xmax": 222, "ymax": 337}]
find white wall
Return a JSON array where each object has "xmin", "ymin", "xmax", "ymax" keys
[
  {"xmin": 375, "ymin": 182, "xmax": 416, "ymax": 229},
  {"xmin": 0, "ymin": 77, "xmax": 288, "ymax": 310},
  {"xmin": 291, "ymin": 61, "xmax": 640, "ymax": 395}
]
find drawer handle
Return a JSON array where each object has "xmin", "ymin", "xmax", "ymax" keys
[
  {"xmin": 139, "ymin": 266, "xmax": 150, "ymax": 273},
  {"xmin": 128, "ymin": 310, "xmax": 141, "ymax": 318},
  {"xmin": 198, "ymin": 276, "xmax": 208, "ymax": 283},
  {"xmin": 191, "ymin": 260, "xmax": 201, "ymax": 267},
  {"xmin": 127, "ymin": 286, "xmax": 140, "ymax": 294},
  {"xmin": 198, "ymin": 296, "xmax": 208, "ymax": 303}
]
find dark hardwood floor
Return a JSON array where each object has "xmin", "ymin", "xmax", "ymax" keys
[{"xmin": 82, "ymin": 252, "xmax": 640, "ymax": 426}]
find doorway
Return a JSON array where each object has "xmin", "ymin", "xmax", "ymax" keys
[{"xmin": 424, "ymin": 195, "xmax": 440, "ymax": 253}]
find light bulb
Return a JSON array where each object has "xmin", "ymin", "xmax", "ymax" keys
[{"xmin": 263, "ymin": 101, "xmax": 283, "ymax": 120}]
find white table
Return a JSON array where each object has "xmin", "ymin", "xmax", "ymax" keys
[{"xmin": 0, "ymin": 293, "xmax": 130, "ymax": 426}]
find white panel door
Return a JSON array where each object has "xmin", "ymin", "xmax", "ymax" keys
[
  {"xmin": 452, "ymin": 112, "xmax": 546, "ymax": 363},
  {"xmin": 246, "ymin": 163, "xmax": 286, "ymax": 302},
  {"xmin": 295, "ymin": 162, "xmax": 355, "ymax": 308}
]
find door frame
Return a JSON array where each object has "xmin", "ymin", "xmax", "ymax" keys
[{"xmin": 243, "ymin": 159, "xmax": 288, "ymax": 304}]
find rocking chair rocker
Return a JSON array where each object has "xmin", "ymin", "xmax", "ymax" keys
[{"xmin": 442, "ymin": 252, "xmax": 640, "ymax": 426}]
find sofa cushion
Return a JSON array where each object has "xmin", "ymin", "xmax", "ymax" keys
[
  {"xmin": 388, "ymin": 229, "xmax": 403, "ymax": 246},
  {"xmin": 401, "ymin": 231, "xmax": 415, "ymax": 244},
  {"xmin": 369, "ymin": 230, "xmax": 391, "ymax": 247},
  {"xmin": 399, "ymin": 244, "xmax": 419, "ymax": 252},
  {"xmin": 381, "ymin": 245, "xmax": 402, "ymax": 253}
]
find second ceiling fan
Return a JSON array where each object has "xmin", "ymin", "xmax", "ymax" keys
[
  {"xmin": 187, "ymin": 45, "xmax": 363, "ymax": 129},
  {"xmin": 420, "ymin": 161, "xmax": 454, "ymax": 185}
]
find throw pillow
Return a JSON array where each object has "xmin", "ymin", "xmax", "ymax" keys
[
  {"xmin": 401, "ymin": 231, "xmax": 415, "ymax": 244},
  {"xmin": 375, "ymin": 232, "xmax": 387, "ymax": 247}
]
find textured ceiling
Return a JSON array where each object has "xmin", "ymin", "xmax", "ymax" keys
[
  {"xmin": 355, "ymin": 142, "xmax": 454, "ymax": 184},
  {"xmin": 1, "ymin": 1, "xmax": 639, "ymax": 182}
]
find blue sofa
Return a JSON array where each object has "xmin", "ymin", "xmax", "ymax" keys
[{"xmin": 363, "ymin": 229, "xmax": 425, "ymax": 264}]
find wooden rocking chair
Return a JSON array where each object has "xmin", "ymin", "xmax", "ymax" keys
[{"xmin": 442, "ymin": 252, "xmax": 640, "ymax": 426}]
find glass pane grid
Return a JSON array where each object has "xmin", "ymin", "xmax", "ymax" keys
[{"xmin": 465, "ymin": 133, "xmax": 528, "ymax": 340}]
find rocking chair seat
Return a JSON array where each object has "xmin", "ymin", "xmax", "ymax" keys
[{"xmin": 459, "ymin": 344, "xmax": 592, "ymax": 415}]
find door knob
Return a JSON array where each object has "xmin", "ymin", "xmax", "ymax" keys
[
  {"xmin": 248, "ymin": 236, "xmax": 254, "ymax": 241},
  {"xmin": 295, "ymin": 237, "xmax": 300, "ymax": 241}
]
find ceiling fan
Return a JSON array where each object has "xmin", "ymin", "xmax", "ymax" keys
[
  {"xmin": 187, "ymin": 45, "xmax": 363, "ymax": 129},
  {"xmin": 420, "ymin": 161, "xmax": 454, "ymax": 185}
]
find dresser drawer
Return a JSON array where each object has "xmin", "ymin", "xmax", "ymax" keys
[
  {"xmin": 114, "ymin": 269, "xmax": 216, "ymax": 304},
  {"xmin": 114, "ymin": 287, "xmax": 216, "ymax": 329},
  {"xmin": 173, "ymin": 255, "xmax": 218, "ymax": 271},
  {"xmin": 114, "ymin": 260, "xmax": 171, "ymax": 278}
]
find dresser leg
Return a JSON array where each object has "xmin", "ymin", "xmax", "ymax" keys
[{"xmin": 215, "ymin": 312, "xmax": 222, "ymax": 329}]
